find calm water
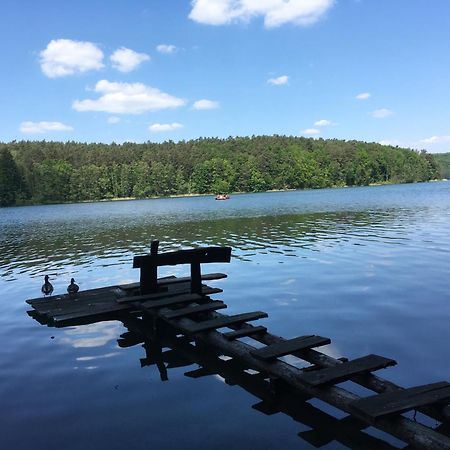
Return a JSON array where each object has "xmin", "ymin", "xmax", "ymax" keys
[{"xmin": 1, "ymin": 182, "xmax": 450, "ymax": 449}]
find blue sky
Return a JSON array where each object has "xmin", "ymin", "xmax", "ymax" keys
[{"xmin": 1, "ymin": 0, "xmax": 450, "ymax": 152}]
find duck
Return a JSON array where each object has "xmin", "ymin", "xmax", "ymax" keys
[
  {"xmin": 41, "ymin": 275, "xmax": 54, "ymax": 296},
  {"xmin": 67, "ymin": 278, "xmax": 79, "ymax": 295}
]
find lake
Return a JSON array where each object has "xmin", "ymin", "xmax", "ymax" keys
[{"xmin": 1, "ymin": 181, "xmax": 450, "ymax": 449}]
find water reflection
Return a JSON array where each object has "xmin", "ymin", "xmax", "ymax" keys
[
  {"xmin": 60, "ymin": 322, "xmax": 124, "ymax": 348},
  {"xmin": 31, "ymin": 305, "xmax": 400, "ymax": 449}
]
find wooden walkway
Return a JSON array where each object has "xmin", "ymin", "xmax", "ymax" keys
[{"xmin": 27, "ymin": 243, "xmax": 450, "ymax": 449}]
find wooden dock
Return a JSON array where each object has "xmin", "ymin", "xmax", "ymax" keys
[{"xmin": 27, "ymin": 242, "xmax": 450, "ymax": 449}]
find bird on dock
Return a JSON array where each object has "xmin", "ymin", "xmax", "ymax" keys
[
  {"xmin": 67, "ymin": 278, "xmax": 79, "ymax": 295},
  {"xmin": 41, "ymin": 275, "xmax": 54, "ymax": 296}
]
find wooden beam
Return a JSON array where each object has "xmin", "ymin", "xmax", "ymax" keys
[
  {"xmin": 140, "ymin": 293, "xmax": 206, "ymax": 310},
  {"xmin": 140, "ymin": 240, "xmax": 159, "ymax": 294},
  {"xmin": 160, "ymin": 272, "xmax": 227, "ymax": 285},
  {"xmin": 250, "ymin": 335, "xmax": 331, "ymax": 361},
  {"xmin": 190, "ymin": 262, "xmax": 202, "ymax": 293},
  {"xmin": 133, "ymin": 246, "xmax": 232, "ymax": 268},
  {"xmin": 117, "ymin": 285, "xmax": 222, "ymax": 304},
  {"xmin": 179, "ymin": 311, "xmax": 268, "ymax": 334},
  {"xmin": 159, "ymin": 301, "xmax": 226, "ymax": 319},
  {"xmin": 350, "ymin": 382, "xmax": 450, "ymax": 421},
  {"xmin": 223, "ymin": 326, "xmax": 267, "ymax": 341},
  {"xmin": 298, "ymin": 354, "xmax": 397, "ymax": 386}
]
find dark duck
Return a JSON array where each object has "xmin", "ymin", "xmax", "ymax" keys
[
  {"xmin": 41, "ymin": 275, "xmax": 54, "ymax": 296},
  {"xmin": 67, "ymin": 278, "xmax": 79, "ymax": 295}
]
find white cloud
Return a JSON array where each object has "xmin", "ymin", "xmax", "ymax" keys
[
  {"xmin": 73, "ymin": 80, "xmax": 186, "ymax": 114},
  {"xmin": 107, "ymin": 116, "xmax": 121, "ymax": 124},
  {"xmin": 20, "ymin": 121, "xmax": 73, "ymax": 134},
  {"xmin": 267, "ymin": 75, "xmax": 289, "ymax": 85},
  {"xmin": 156, "ymin": 44, "xmax": 178, "ymax": 54},
  {"xmin": 39, "ymin": 39, "xmax": 104, "ymax": 78},
  {"xmin": 302, "ymin": 128, "xmax": 320, "ymax": 135},
  {"xmin": 356, "ymin": 92, "xmax": 371, "ymax": 100},
  {"xmin": 420, "ymin": 135, "xmax": 450, "ymax": 145},
  {"xmin": 314, "ymin": 119, "xmax": 331, "ymax": 126},
  {"xmin": 192, "ymin": 99, "xmax": 219, "ymax": 110},
  {"xmin": 371, "ymin": 108, "xmax": 393, "ymax": 119},
  {"xmin": 149, "ymin": 122, "xmax": 184, "ymax": 132},
  {"xmin": 110, "ymin": 47, "xmax": 150, "ymax": 72},
  {"xmin": 189, "ymin": 0, "xmax": 334, "ymax": 28}
]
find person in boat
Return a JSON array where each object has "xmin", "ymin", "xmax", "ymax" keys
[{"xmin": 215, "ymin": 193, "xmax": 230, "ymax": 200}]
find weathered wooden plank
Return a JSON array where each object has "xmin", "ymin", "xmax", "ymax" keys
[
  {"xmin": 140, "ymin": 293, "xmax": 205, "ymax": 310},
  {"xmin": 133, "ymin": 246, "xmax": 232, "ymax": 268},
  {"xmin": 159, "ymin": 301, "xmax": 226, "ymax": 319},
  {"xmin": 78, "ymin": 273, "xmax": 226, "ymax": 294},
  {"xmin": 179, "ymin": 311, "xmax": 268, "ymax": 334},
  {"xmin": 223, "ymin": 326, "xmax": 267, "ymax": 341},
  {"xmin": 52, "ymin": 303, "xmax": 133, "ymax": 323},
  {"xmin": 350, "ymin": 382, "xmax": 450, "ymax": 421},
  {"xmin": 298, "ymin": 354, "xmax": 397, "ymax": 386},
  {"xmin": 39, "ymin": 295, "xmax": 122, "ymax": 317},
  {"xmin": 159, "ymin": 272, "xmax": 227, "ymax": 285},
  {"xmin": 250, "ymin": 335, "xmax": 331, "ymax": 361},
  {"xmin": 117, "ymin": 285, "xmax": 221, "ymax": 304},
  {"xmin": 171, "ymin": 315, "xmax": 450, "ymax": 449},
  {"xmin": 27, "ymin": 286, "xmax": 115, "ymax": 309},
  {"xmin": 140, "ymin": 240, "xmax": 160, "ymax": 293}
]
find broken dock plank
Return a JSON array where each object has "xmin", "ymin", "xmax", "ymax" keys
[
  {"xmin": 223, "ymin": 326, "xmax": 267, "ymax": 341},
  {"xmin": 298, "ymin": 354, "xmax": 397, "ymax": 386},
  {"xmin": 52, "ymin": 303, "xmax": 133, "ymax": 324},
  {"xmin": 350, "ymin": 381, "xmax": 450, "ymax": 421},
  {"xmin": 159, "ymin": 272, "xmax": 227, "ymax": 285},
  {"xmin": 250, "ymin": 335, "xmax": 331, "ymax": 361},
  {"xmin": 178, "ymin": 311, "xmax": 268, "ymax": 334},
  {"xmin": 119, "ymin": 273, "xmax": 228, "ymax": 292},
  {"xmin": 159, "ymin": 301, "xmax": 227, "ymax": 319},
  {"xmin": 140, "ymin": 292, "xmax": 215, "ymax": 310},
  {"xmin": 117, "ymin": 285, "xmax": 221, "ymax": 304}
]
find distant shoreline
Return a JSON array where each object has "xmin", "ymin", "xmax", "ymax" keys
[{"xmin": 5, "ymin": 179, "xmax": 446, "ymax": 208}]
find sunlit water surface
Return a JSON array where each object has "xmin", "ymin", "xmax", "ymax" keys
[{"xmin": 1, "ymin": 182, "xmax": 449, "ymax": 449}]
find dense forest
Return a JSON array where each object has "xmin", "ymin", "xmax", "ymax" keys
[
  {"xmin": 433, "ymin": 153, "xmax": 450, "ymax": 179},
  {"xmin": 0, "ymin": 136, "xmax": 441, "ymax": 207}
]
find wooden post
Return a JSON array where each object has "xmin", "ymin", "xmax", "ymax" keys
[
  {"xmin": 140, "ymin": 240, "xmax": 159, "ymax": 295},
  {"xmin": 190, "ymin": 261, "xmax": 202, "ymax": 293}
]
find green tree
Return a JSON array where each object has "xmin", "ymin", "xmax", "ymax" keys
[{"xmin": 0, "ymin": 147, "xmax": 22, "ymax": 206}]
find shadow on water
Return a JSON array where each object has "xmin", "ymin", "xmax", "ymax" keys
[{"xmin": 29, "ymin": 306, "xmax": 399, "ymax": 450}]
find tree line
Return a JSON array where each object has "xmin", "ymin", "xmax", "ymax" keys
[
  {"xmin": 0, "ymin": 136, "xmax": 442, "ymax": 207},
  {"xmin": 433, "ymin": 153, "xmax": 450, "ymax": 179}
]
